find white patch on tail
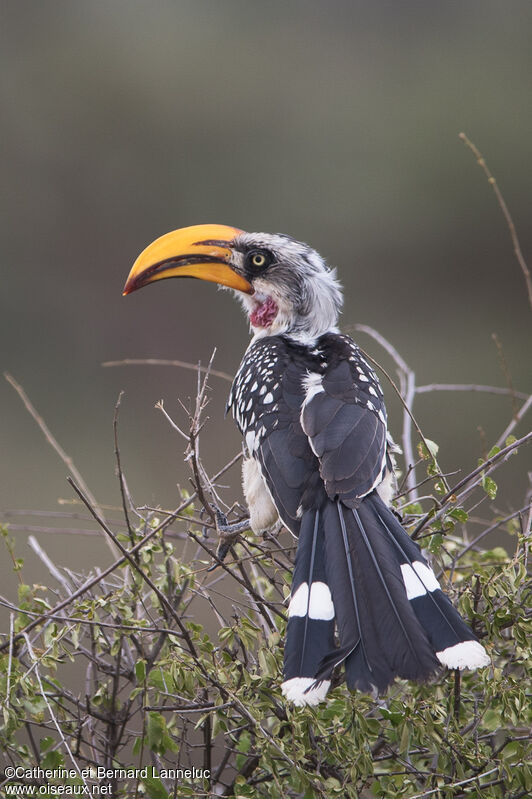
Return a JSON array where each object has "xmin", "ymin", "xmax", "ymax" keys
[
  {"xmin": 401, "ymin": 561, "xmax": 440, "ymax": 599},
  {"xmin": 308, "ymin": 582, "xmax": 335, "ymax": 620},
  {"xmin": 288, "ymin": 582, "xmax": 309, "ymax": 617},
  {"xmin": 436, "ymin": 640, "xmax": 490, "ymax": 670},
  {"xmin": 281, "ymin": 677, "xmax": 331, "ymax": 706},
  {"xmin": 288, "ymin": 581, "xmax": 335, "ymax": 620}
]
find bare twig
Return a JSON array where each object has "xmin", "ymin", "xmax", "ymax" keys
[
  {"xmin": 113, "ymin": 391, "xmax": 136, "ymax": 548},
  {"xmin": 156, "ymin": 399, "xmax": 189, "ymax": 440},
  {"xmin": 495, "ymin": 394, "xmax": 532, "ymax": 449},
  {"xmin": 459, "ymin": 132, "xmax": 532, "ymax": 314},
  {"xmin": 4, "ymin": 372, "xmax": 119, "ymax": 559},
  {"xmin": 102, "ymin": 357, "xmax": 234, "ymax": 383},
  {"xmin": 492, "ymin": 333, "xmax": 520, "ymax": 420},
  {"xmin": 28, "ymin": 536, "xmax": 73, "ymax": 594},
  {"xmin": 416, "ymin": 383, "xmax": 530, "ymax": 401}
]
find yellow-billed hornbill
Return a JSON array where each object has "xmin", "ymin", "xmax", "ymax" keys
[{"xmin": 124, "ymin": 224, "xmax": 490, "ymax": 706}]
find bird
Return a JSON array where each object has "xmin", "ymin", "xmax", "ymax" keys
[{"xmin": 123, "ymin": 223, "xmax": 490, "ymax": 706}]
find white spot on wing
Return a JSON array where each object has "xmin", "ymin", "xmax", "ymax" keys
[
  {"xmin": 245, "ymin": 431, "xmax": 256, "ymax": 453},
  {"xmin": 303, "ymin": 372, "xmax": 324, "ymax": 398}
]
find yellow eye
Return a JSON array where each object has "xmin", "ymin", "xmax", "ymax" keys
[{"xmin": 252, "ymin": 253, "xmax": 266, "ymax": 268}]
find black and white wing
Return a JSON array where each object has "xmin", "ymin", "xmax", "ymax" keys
[
  {"xmin": 299, "ymin": 334, "xmax": 488, "ymax": 696},
  {"xmin": 301, "ymin": 334, "xmax": 388, "ymax": 507}
]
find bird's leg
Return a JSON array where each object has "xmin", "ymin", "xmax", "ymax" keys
[
  {"xmin": 262, "ymin": 518, "xmax": 284, "ymax": 541},
  {"xmin": 207, "ymin": 507, "xmax": 251, "ymax": 569}
]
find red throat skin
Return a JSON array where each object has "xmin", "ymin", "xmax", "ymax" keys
[{"xmin": 249, "ymin": 296, "xmax": 279, "ymax": 329}]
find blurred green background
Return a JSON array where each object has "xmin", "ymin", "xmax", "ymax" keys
[{"xmin": 1, "ymin": 0, "xmax": 531, "ymax": 591}]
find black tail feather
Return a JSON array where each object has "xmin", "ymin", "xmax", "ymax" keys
[
  {"xmin": 298, "ymin": 510, "xmax": 320, "ymax": 675},
  {"xmin": 371, "ymin": 496, "xmax": 484, "ymax": 654},
  {"xmin": 282, "ymin": 509, "xmax": 336, "ymax": 704},
  {"xmin": 352, "ymin": 506, "xmax": 420, "ymax": 663},
  {"xmin": 322, "ymin": 499, "xmax": 439, "ymax": 692},
  {"xmin": 336, "ymin": 501, "xmax": 373, "ymax": 680},
  {"xmin": 283, "ymin": 492, "xmax": 489, "ymax": 703}
]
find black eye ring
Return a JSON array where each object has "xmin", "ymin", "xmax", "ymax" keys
[{"xmin": 245, "ymin": 249, "xmax": 272, "ymax": 275}]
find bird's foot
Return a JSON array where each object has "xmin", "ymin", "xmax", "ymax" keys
[{"xmin": 207, "ymin": 507, "xmax": 250, "ymax": 570}]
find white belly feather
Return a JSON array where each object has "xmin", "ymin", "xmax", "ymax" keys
[{"xmin": 242, "ymin": 457, "xmax": 279, "ymax": 533}]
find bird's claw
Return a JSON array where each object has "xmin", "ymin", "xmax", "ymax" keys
[{"xmin": 206, "ymin": 506, "xmax": 251, "ymax": 570}]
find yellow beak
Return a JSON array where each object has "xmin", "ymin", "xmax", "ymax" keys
[{"xmin": 123, "ymin": 223, "xmax": 253, "ymax": 296}]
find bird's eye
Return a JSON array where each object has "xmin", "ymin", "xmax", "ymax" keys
[{"xmin": 245, "ymin": 249, "xmax": 272, "ymax": 275}]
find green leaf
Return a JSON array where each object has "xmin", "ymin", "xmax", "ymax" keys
[
  {"xmin": 41, "ymin": 749, "xmax": 64, "ymax": 769},
  {"xmin": 135, "ymin": 660, "xmax": 146, "ymax": 683},
  {"xmin": 18, "ymin": 583, "xmax": 31, "ymax": 603},
  {"xmin": 399, "ymin": 724, "xmax": 411, "ymax": 754},
  {"xmin": 39, "ymin": 736, "xmax": 54, "ymax": 752},
  {"xmin": 418, "ymin": 439, "xmax": 439, "ymax": 459},
  {"xmin": 482, "ymin": 474, "xmax": 498, "ymax": 499},
  {"xmin": 146, "ymin": 711, "xmax": 178, "ymax": 754},
  {"xmin": 142, "ymin": 774, "xmax": 169, "ymax": 799},
  {"xmin": 448, "ymin": 507, "xmax": 468, "ymax": 523},
  {"xmin": 428, "ymin": 534, "xmax": 443, "ymax": 553},
  {"xmin": 147, "ymin": 712, "xmax": 166, "ymax": 751}
]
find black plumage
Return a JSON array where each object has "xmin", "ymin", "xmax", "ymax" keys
[{"xmin": 229, "ymin": 331, "xmax": 488, "ymax": 704}]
